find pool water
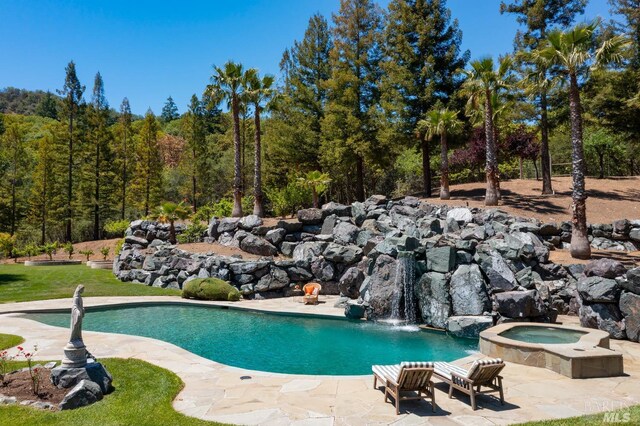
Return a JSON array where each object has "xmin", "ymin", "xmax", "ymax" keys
[
  {"xmin": 499, "ymin": 326, "xmax": 586, "ymax": 345},
  {"xmin": 27, "ymin": 304, "xmax": 477, "ymax": 375}
]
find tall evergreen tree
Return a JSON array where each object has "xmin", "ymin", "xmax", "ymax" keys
[
  {"xmin": 383, "ymin": 0, "xmax": 469, "ymax": 197},
  {"xmin": 322, "ymin": 0, "xmax": 383, "ymax": 202},
  {"xmin": 501, "ymin": 0, "xmax": 586, "ymax": 194},
  {"xmin": 117, "ymin": 98, "xmax": 133, "ymax": 219},
  {"xmin": 1, "ymin": 116, "xmax": 29, "ymax": 235},
  {"xmin": 181, "ymin": 94, "xmax": 206, "ymax": 212},
  {"xmin": 35, "ymin": 91, "xmax": 59, "ymax": 120},
  {"xmin": 87, "ymin": 72, "xmax": 112, "ymax": 239},
  {"xmin": 161, "ymin": 96, "xmax": 179, "ymax": 122},
  {"xmin": 57, "ymin": 60, "xmax": 85, "ymax": 242},
  {"xmin": 135, "ymin": 109, "xmax": 163, "ymax": 216}
]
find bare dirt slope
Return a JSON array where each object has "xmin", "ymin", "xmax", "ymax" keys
[{"xmin": 425, "ymin": 176, "xmax": 640, "ymax": 224}]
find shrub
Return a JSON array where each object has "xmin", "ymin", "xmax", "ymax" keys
[
  {"xmin": 41, "ymin": 241, "xmax": 58, "ymax": 261},
  {"xmin": 182, "ymin": 278, "xmax": 241, "ymax": 302},
  {"xmin": 104, "ymin": 219, "xmax": 130, "ymax": 238},
  {"xmin": 79, "ymin": 249, "xmax": 94, "ymax": 261},
  {"xmin": 266, "ymin": 180, "xmax": 311, "ymax": 218},
  {"xmin": 0, "ymin": 233, "xmax": 16, "ymax": 259},
  {"xmin": 177, "ymin": 222, "xmax": 206, "ymax": 244},
  {"xmin": 63, "ymin": 242, "xmax": 74, "ymax": 259},
  {"xmin": 114, "ymin": 238, "xmax": 125, "ymax": 255}
]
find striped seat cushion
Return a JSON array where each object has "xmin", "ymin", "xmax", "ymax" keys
[
  {"xmin": 466, "ymin": 358, "xmax": 503, "ymax": 380},
  {"xmin": 372, "ymin": 364, "xmax": 401, "ymax": 383},
  {"xmin": 434, "ymin": 362, "xmax": 469, "ymax": 380},
  {"xmin": 400, "ymin": 361, "xmax": 434, "ymax": 369}
]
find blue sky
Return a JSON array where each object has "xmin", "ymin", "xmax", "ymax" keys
[{"xmin": 0, "ymin": 0, "xmax": 613, "ymax": 115}]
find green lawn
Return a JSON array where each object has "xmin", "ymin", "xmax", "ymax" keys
[
  {"xmin": 0, "ymin": 333, "xmax": 24, "ymax": 350},
  {"xmin": 0, "ymin": 264, "xmax": 180, "ymax": 303},
  {"xmin": 516, "ymin": 405, "xmax": 640, "ymax": 425},
  {"xmin": 0, "ymin": 358, "xmax": 224, "ymax": 425}
]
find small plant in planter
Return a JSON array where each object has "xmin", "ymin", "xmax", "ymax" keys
[
  {"xmin": 24, "ymin": 244, "xmax": 39, "ymax": 260},
  {"xmin": 41, "ymin": 242, "xmax": 59, "ymax": 261},
  {"xmin": 79, "ymin": 249, "xmax": 94, "ymax": 261},
  {"xmin": 100, "ymin": 246, "xmax": 110, "ymax": 261},
  {"xmin": 63, "ymin": 242, "xmax": 75, "ymax": 259}
]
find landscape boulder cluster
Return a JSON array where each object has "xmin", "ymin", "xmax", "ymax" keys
[{"xmin": 114, "ymin": 195, "xmax": 640, "ymax": 340}]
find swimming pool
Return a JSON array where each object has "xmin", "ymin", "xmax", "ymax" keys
[{"xmin": 27, "ymin": 304, "xmax": 477, "ymax": 375}]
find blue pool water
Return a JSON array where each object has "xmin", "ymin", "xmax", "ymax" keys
[{"xmin": 27, "ymin": 304, "xmax": 477, "ymax": 375}]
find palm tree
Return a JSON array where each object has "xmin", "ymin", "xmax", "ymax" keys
[
  {"xmin": 534, "ymin": 21, "xmax": 629, "ymax": 259},
  {"xmin": 298, "ymin": 170, "xmax": 332, "ymax": 208},
  {"xmin": 209, "ymin": 61, "xmax": 245, "ymax": 217},
  {"xmin": 150, "ymin": 201, "xmax": 191, "ymax": 244},
  {"xmin": 419, "ymin": 108, "xmax": 462, "ymax": 200},
  {"xmin": 244, "ymin": 69, "xmax": 275, "ymax": 217},
  {"xmin": 462, "ymin": 56, "xmax": 514, "ymax": 206}
]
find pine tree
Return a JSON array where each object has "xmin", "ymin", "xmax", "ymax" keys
[
  {"xmin": 86, "ymin": 72, "xmax": 113, "ymax": 240},
  {"xmin": 181, "ymin": 94, "xmax": 206, "ymax": 212},
  {"xmin": 35, "ymin": 91, "xmax": 59, "ymax": 120},
  {"xmin": 57, "ymin": 60, "xmax": 85, "ymax": 242},
  {"xmin": 501, "ymin": 0, "xmax": 586, "ymax": 194},
  {"xmin": 116, "ymin": 98, "xmax": 133, "ymax": 219},
  {"xmin": 322, "ymin": 0, "xmax": 383, "ymax": 202},
  {"xmin": 135, "ymin": 109, "xmax": 163, "ymax": 216},
  {"xmin": 1, "ymin": 116, "xmax": 29, "ymax": 235},
  {"xmin": 383, "ymin": 0, "xmax": 469, "ymax": 197},
  {"xmin": 161, "ymin": 96, "xmax": 179, "ymax": 122}
]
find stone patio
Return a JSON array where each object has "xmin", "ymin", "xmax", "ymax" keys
[{"xmin": 1, "ymin": 296, "xmax": 640, "ymax": 425}]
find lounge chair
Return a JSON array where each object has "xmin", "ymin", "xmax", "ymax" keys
[
  {"xmin": 371, "ymin": 362, "xmax": 436, "ymax": 415},
  {"xmin": 433, "ymin": 358, "xmax": 505, "ymax": 410},
  {"xmin": 302, "ymin": 282, "xmax": 321, "ymax": 305}
]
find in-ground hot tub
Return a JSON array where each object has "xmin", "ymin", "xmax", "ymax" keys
[{"xmin": 480, "ymin": 322, "xmax": 624, "ymax": 378}]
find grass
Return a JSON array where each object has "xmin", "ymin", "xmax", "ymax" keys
[
  {"xmin": 0, "ymin": 333, "xmax": 24, "ymax": 350},
  {"xmin": 0, "ymin": 358, "xmax": 225, "ymax": 425},
  {"xmin": 0, "ymin": 264, "xmax": 181, "ymax": 303},
  {"xmin": 516, "ymin": 404, "xmax": 640, "ymax": 425}
]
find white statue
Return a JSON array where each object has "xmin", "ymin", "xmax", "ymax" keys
[{"xmin": 62, "ymin": 285, "xmax": 87, "ymax": 368}]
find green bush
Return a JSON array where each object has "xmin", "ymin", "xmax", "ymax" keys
[
  {"xmin": 114, "ymin": 238, "xmax": 125, "ymax": 255},
  {"xmin": 177, "ymin": 222, "xmax": 206, "ymax": 244},
  {"xmin": 104, "ymin": 219, "xmax": 131, "ymax": 238},
  {"xmin": 182, "ymin": 278, "xmax": 241, "ymax": 302}
]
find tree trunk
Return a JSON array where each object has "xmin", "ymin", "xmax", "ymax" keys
[
  {"xmin": 121, "ymin": 127, "xmax": 127, "ymax": 220},
  {"xmin": 540, "ymin": 90, "xmax": 553, "ymax": 194},
  {"xmin": 253, "ymin": 105, "xmax": 264, "ymax": 217},
  {"xmin": 312, "ymin": 188, "xmax": 319, "ymax": 209},
  {"xmin": 519, "ymin": 157, "xmax": 524, "ymax": 180},
  {"xmin": 533, "ymin": 159, "xmax": 539, "ymax": 181},
  {"xmin": 232, "ymin": 94, "xmax": 244, "ymax": 217},
  {"xmin": 568, "ymin": 73, "xmax": 591, "ymax": 260},
  {"xmin": 66, "ymin": 114, "xmax": 73, "ymax": 242},
  {"xmin": 484, "ymin": 90, "xmax": 499, "ymax": 206},
  {"xmin": 355, "ymin": 155, "xmax": 365, "ymax": 202},
  {"xmin": 421, "ymin": 133, "xmax": 432, "ymax": 197},
  {"xmin": 41, "ymin": 171, "xmax": 47, "ymax": 245},
  {"xmin": 598, "ymin": 153, "xmax": 605, "ymax": 179},
  {"xmin": 192, "ymin": 145, "xmax": 198, "ymax": 213},
  {"xmin": 169, "ymin": 220, "xmax": 176, "ymax": 245},
  {"xmin": 440, "ymin": 131, "xmax": 450, "ymax": 200},
  {"xmin": 94, "ymin": 136, "xmax": 100, "ymax": 240}
]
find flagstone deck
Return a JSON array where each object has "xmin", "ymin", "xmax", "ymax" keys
[{"xmin": 1, "ymin": 296, "xmax": 639, "ymax": 425}]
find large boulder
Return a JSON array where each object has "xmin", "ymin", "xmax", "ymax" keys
[
  {"xmin": 59, "ymin": 379, "xmax": 103, "ymax": 410},
  {"xmin": 447, "ymin": 316, "xmax": 493, "ymax": 339},
  {"xmin": 239, "ymin": 234, "xmax": 278, "ymax": 257},
  {"xmin": 584, "ymin": 259, "xmax": 627, "ymax": 279},
  {"xmin": 620, "ymin": 292, "xmax": 640, "ymax": 342},
  {"xmin": 332, "ymin": 221, "xmax": 360, "ymax": 245},
  {"xmin": 447, "ymin": 208, "xmax": 473, "ymax": 225},
  {"xmin": 124, "ymin": 235, "xmax": 148, "ymax": 247},
  {"xmin": 344, "ymin": 300, "xmax": 366, "ymax": 319},
  {"xmin": 365, "ymin": 254, "xmax": 398, "ymax": 319},
  {"xmin": 265, "ymin": 228, "xmax": 286, "ymax": 246},
  {"xmin": 579, "ymin": 300, "xmax": 626, "ymax": 339},
  {"xmin": 311, "ymin": 257, "xmax": 336, "ymax": 282},
  {"xmin": 624, "ymin": 267, "xmax": 640, "ymax": 295},
  {"xmin": 292, "ymin": 242, "xmax": 328, "ymax": 262},
  {"xmin": 493, "ymin": 290, "xmax": 546, "ymax": 319},
  {"xmin": 218, "ymin": 217, "xmax": 240, "ymax": 233},
  {"xmin": 322, "ymin": 202, "xmax": 352, "ymax": 217},
  {"xmin": 416, "ymin": 272, "xmax": 451, "ymax": 329},
  {"xmin": 239, "ymin": 215, "xmax": 263, "ymax": 230},
  {"xmin": 297, "ymin": 208, "xmax": 325, "ymax": 225},
  {"xmin": 339, "ymin": 267, "xmax": 364, "ymax": 299},
  {"xmin": 474, "ymin": 247, "xmax": 518, "ymax": 292},
  {"xmin": 577, "ymin": 276, "xmax": 620, "ymax": 303},
  {"xmin": 182, "ymin": 278, "xmax": 241, "ymax": 301},
  {"xmin": 323, "ymin": 243, "xmax": 363, "ymax": 265},
  {"xmin": 450, "ymin": 264, "xmax": 491, "ymax": 316},
  {"xmin": 425, "ymin": 246, "xmax": 456, "ymax": 273},
  {"xmin": 373, "ymin": 235, "xmax": 420, "ymax": 258},
  {"xmin": 50, "ymin": 362, "xmax": 113, "ymax": 395},
  {"xmin": 255, "ymin": 267, "xmax": 290, "ymax": 292}
]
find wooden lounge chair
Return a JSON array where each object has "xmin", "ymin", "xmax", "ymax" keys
[
  {"xmin": 434, "ymin": 358, "xmax": 505, "ymax": 410},
  {"xmin": 302, "ymin": 283, "xmax": 321, "ymax": 305},
  {"xmin": 371, "ymin": 362, "xmax": 436, "ymax": 415}
]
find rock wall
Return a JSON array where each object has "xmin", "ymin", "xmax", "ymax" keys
[{"xmin": 114, "ymin": 195, "xmax": 640, "ymax": 340}]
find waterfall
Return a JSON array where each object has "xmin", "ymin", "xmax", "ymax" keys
[{"xmin": 390, "ymin": 251, "xmax": 417, "ymax": 324}]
